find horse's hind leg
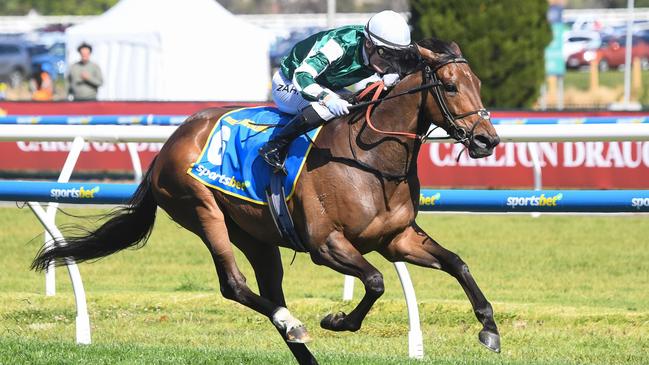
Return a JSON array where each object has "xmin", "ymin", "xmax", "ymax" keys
[
  {"xmin": 227, "ymin": 222, "xmax": 317, "ymax": 365},
  {"xmin": 379, "ymin": 223, "xmax": 501, "ymax": 353},
  {"xmin": 160, "ymin": 185, "xmax": 289, "ymax": 328},
  {"xmin": 310, "ymin": 231, "xmax": 385, "ymax": 332}
]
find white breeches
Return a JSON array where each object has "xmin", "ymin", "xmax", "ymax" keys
[{"xmin": 271, "ymin": 70, "xmax": 336, "ymax": 121}]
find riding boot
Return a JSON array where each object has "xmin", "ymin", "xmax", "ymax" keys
[{"xmin": 259, "ymin": 106, "xmax": 326, "ymax": 171}]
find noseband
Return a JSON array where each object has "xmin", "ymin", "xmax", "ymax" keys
[{"xmin": 422, "ymin": 58, "xmax": 491, "ymax": 144}]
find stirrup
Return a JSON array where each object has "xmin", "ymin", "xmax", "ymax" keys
[{"xmin": 260, "ymin": 148, "xmax": 288, "ymax": 174}]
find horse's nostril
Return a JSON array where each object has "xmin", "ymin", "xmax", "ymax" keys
[
  {"xmin": 473, "ymin": 134, "xmax": 490, "ymax": 149},
  {"xmin": 473, "ymin": 134, "xmax": 499, "ymax": 149}
]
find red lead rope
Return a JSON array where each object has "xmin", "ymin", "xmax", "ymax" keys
[{"xmin": 356, "ymin": 81, "xmax": 420, "ymax": 140}]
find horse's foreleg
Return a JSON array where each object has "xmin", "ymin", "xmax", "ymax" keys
[
  {"xmin": 228, "ymin": 224, "xmax": 317, "ymax": 365},
  {"xmin": 379, "ymin": 224, "xmax": 501, "ymax": 353},
  {"xmin": 311, "ymin": 231, "xmax": 384, "ymax": 332}
]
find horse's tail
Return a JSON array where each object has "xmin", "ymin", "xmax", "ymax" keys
[{"xmin": 31, "ymin": 159, "xmax": 159, "ymax": 272}]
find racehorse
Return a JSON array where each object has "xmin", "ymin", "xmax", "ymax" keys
[{"xmin": 32, "ymin": 38, "xmax": 501, "ymax": 364}]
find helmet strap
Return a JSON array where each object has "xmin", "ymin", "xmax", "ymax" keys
[{"xmin": 363, "ymin": 39, "xmax": 377, "ymax": 64}]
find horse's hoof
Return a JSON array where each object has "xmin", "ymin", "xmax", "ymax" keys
[
  {"xmin": 320, "ymin": 312, "xmax": 347, "ymax": 332},
  {"xmin": 478, "ymin": 329, "xmax": 501, "ymax": 353},
  {"xmin": 286, "ymin": 324, "xmax": 312, "ymax": 344}
]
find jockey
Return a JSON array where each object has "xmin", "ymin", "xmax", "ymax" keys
[{"xmin": 259, "ymin": 10, "xmax": 415, "ymax": 170}]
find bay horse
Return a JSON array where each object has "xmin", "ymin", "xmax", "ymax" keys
[{"xmin": 32, "ymin": 39, "xmax": 501, "ymax": 364}]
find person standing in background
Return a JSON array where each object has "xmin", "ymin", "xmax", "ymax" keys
[
  {"xmin": 67, "ymin": 42, "xmax": 103, "ymax": 101},
  {"xmin": 31, "ymin": 63, "xmax": 54, "ymax": 101}
]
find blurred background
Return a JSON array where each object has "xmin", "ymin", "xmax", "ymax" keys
[{"xmin": 0, "ymin": 0, "xmax": 646, "ymax": 109}]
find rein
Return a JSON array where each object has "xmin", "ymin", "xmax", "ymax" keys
[
  {"xmin": 353, "ymin": 57, "xmax": 490, "ymax": 144},
  {"xmin": 345, "ymin": 67, "xmax": 440, "ymax": 181},
  {"xmin": 353, "ymin": 81, "xmax": 420, "ymax": 140},
  {"xmin": 351, "ymin": 78, "xmax": 444, "ymax": 140}
]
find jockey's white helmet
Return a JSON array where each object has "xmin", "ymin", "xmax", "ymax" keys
[{"xmin": 364, "ymin": 10, "xmax": 411, "ymax": 49}]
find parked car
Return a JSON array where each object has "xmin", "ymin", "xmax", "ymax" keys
[
  {"xmin": 597, "ymin": 35, "xmax": 649, "ymax": 71},
  {"xmin": 563, "ymin": 30, "xmax": 601, "ymax": 61},
  {"xmin": 31, "ymin": 42, "xmax": 66, "ymax": 80},
  {"xmin": 0, "ymin": 39, "xmax": 34, "ymax": 88},
  {"xmin": 566, "ymin": 48, "xmax": 598, "ymax": 69}
]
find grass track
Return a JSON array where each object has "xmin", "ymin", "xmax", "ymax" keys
[{"xmin": 0, "ymin": 207, "xmax": 647, "ymax": 364}]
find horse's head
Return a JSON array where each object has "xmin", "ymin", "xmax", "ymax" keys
[{"xmin": 410, "ymin": 39, "xmax": 499, "ymax": 158}]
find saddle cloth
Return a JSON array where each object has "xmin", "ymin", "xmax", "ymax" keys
[{"xmin": 186, "ymin": 106, "xmax": 322, "ymax": 205}]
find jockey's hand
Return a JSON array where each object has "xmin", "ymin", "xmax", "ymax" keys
[
  {"xmin": 382, "ymin": 73, "xmax": 400, "ymax": 88},
  {"xmin": 323, "ymin": 93, "xmax": 351, "ymax": 117}
]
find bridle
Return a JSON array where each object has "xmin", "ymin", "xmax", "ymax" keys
[
  {"xmin": 423, "ymin": 58, "xmax": 491, "ymax": 145},
  {"xmin": 354, "ymin": 56, "xmax": 491, "ymax": 145},
  {"xmin": 346, "ymin": 55, "xmax": 491, "ymax": 181}
]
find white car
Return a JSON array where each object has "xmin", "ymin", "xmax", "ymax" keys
[{"xmin": 563, "ymin": 30, "xmax": 601, "ymax": 61}]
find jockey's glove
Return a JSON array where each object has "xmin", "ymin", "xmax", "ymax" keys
[
  {"xmin": 382, "ymin": 73, "xmax": 400, "ymax": 88},
  {"xmin": 322, "ymin": 93, "xmax": 351, "ymax": 117}
]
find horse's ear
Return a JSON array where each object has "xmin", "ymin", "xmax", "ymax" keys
[
  {"xmin": 449, "ymin": 41, "xmax": 462, "ymax": 56},
  {"xmin": 416, "ymin": 44, "xmax": 443, "ymax": 63}
]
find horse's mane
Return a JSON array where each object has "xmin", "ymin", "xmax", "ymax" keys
[{"xmin": 417, "ymin": 38, "xmax": 461, "ymax": 57}]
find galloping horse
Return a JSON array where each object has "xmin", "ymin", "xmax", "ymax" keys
[{"xmin": 33, "ymin": 39, "xmax": 501, "ymax": 364}]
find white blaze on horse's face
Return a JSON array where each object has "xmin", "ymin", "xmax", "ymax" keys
[
  {"xmin": 440, "ymin": 62, "xmax": 499, "ymax": 158},
  {"xmin": 440, "ymin": 63, "xmax": 482, "ymax": 111}
]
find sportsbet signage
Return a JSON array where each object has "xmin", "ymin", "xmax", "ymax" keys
[
  {"xmin": 50, "ymin": 186, "xmax": 100, "ymax": 200},
  {"xmin": 417, "ymin": 190, "xmax": 649, "ymax": 212}
]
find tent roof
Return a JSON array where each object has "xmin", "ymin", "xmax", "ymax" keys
[
  {"xmin": 67, "ymin": 0, "xmax": 265, "ymax": 42},
  {"xmin": 65, "ymin": 0, "xmax": 271, "ymax": 101}
]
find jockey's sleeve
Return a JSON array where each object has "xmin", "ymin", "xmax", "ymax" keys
[{"xmin": 292, "ymin": 39, "xmax": 345, "ymax": 101}]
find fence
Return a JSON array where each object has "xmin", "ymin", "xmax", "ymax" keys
[
  {"xmin": 2, "ymin": 181, "xmax": 648, "ymax": 213},
  {"xmin": 2, "ymin": 114, "xmax": 649, "ymax": 125}
]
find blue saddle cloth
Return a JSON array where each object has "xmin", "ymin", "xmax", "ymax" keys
[{"xmin": 187, "ymin": 106, "xmax": 322, "ymax": 205}]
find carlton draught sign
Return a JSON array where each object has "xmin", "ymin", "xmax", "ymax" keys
[
  {"xmin": 2, "ymin": 140, "xmax": 646, "ymax": 189},
  {"xmin": 0, "ymin": 141, "xmax": 162, "ymax": 172},
  {"xmin": 418, "ymin": 141, "xmax": 649, "ymax": 188}
]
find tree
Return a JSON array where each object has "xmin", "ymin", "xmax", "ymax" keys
[
  {"xmin": 0, "ymin": 0, "xmax": 118, "ymax": 15},
  {"xmin": 410, "ymin": 0, "xmax": 552, "ymax": 108}
]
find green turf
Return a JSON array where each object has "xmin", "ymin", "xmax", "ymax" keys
[
  {"xmin": 0, "ymin": 207, "xmax": 647, "ymax": 364},
  {"xmin": 565, "ymin": 70, "xmax": 634, "ymax": 90},
  {"xmin": 564, "ymin": 69, "xmax": 649, "ymax": 104}
]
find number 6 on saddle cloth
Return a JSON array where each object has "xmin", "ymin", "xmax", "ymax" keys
[{"xmin": 186, "ymin": 106, "xmax": 319, "ymax": 252}]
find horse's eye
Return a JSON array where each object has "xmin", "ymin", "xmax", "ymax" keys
[{"xmin": 444, "ymin": 84, "xmax": 458, "ymax": 93}]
